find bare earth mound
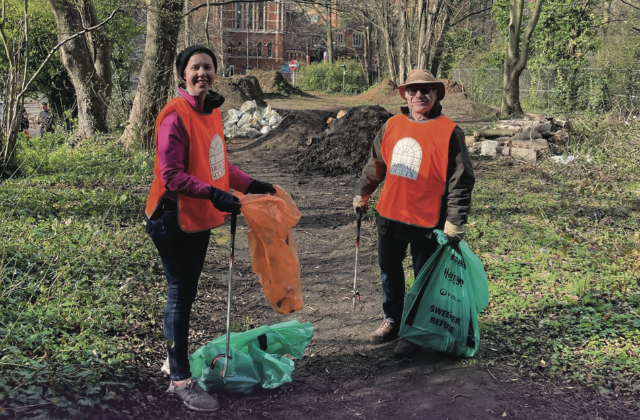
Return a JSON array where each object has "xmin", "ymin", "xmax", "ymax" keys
[
  {"xmin": 355, "ymin": 78, "xmax": 399, "ymax": 103},
  {"xmin": 244, "ymin": 106, "xmax": 391, "ymax": 177},
  {"xmin": 296, "ymin": 105, "xmax": 392, "ymax": 176},
  {"xmin": 248, "ymin": 70, "xmax": 301, "ymax": 96},
  {"xmin": 214, "ymin": 75, "xmax": 267, "ymax": 111}
]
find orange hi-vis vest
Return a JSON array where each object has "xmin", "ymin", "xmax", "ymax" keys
[
  {"xmin": 376, "ymin": 114, "xmax": 457, "ymax": 228},
  {"xmin": 145, "ymin": 96, "xmax": 230, "ymax": 233}
]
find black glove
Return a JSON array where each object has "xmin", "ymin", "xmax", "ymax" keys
[
  {"xmin": 209, "ymin": 187, "xmax": 241, "ymax": 215},
  {"xmin": 245, "ymin": 179, "xmax": 276, "ymax": 195}
]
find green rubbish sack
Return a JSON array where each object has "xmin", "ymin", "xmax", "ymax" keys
[
  {"xmin": 189, "ymin": 320, "xmax": 314, "ymax": 394},
  {"xmin": 399, "ymin": 230, "xmax": 489, "ymax": 358}
]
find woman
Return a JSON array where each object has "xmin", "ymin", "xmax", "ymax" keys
[{"xmin": 145, "ymin": 45, "xmax": 275, "ymax": 412}]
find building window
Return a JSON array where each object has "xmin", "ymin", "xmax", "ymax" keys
[
  {"xmin": 227, "ymin": 43, "xmax": 233, "ymax": 55},
  {"xmin": 257, "ymin": 42, "xmax": 263, "ymax": 57},
  {"xmin": 337, "ymin": 32, "xmax": 343, "ymax": 44},
  {"xmin": 258, "ymin": 4, "xmax": 264, "ymax": 30},
  {"xmin": 248, "ymin": 3, "xmax": 253, "ymax": 29},
  {"xmin": 353, "ymin": 32, "xmax": 362, "ymax": 47},
  {"xmin": 236, "ymin": 3, "xmax": 241, "ymax": 29},
  {"xmin": 267, "ymin": 42, "xmax": 273, "ymax": 58},
  {"xmin": 237, "ymin": 42, "xmax": 243, "ymax": 56}
]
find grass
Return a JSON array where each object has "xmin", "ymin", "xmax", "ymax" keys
[
  {"xmin": 468, "ymin": 114, "xmax": 640, "ymax": 405},
  {"xmin": 0, "ymin": 133, "xmax": 161, "ymax": 418}
]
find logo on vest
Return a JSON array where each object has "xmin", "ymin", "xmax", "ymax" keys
[
  {"xmin": 209, "ymin": 134, "xmax": 225, "ymax": 180},
  {"xmin": 390, "ymin": 137, "xmax": 421, "ymax": 180}
]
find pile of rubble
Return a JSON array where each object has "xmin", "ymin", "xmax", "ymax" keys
[
  {"xmin": 467, "ymin": 117, "xmax": 573, "ymax": 162},
  {"xmin": 223, "ymin": 100, "xmax": 283, "ymax": 139}
]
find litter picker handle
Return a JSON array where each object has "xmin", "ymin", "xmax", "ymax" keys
[
  {"xmin": 353, "ymin": 209, "xmax": 363, "ymax": 309},
  {"xmin": 221, "ymin": 213, "xmax": 237, "ymax": 379}
]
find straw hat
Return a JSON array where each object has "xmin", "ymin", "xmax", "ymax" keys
[{"xmin": 398, "ymin": 69, "xmax": 446, "ymax": 101}]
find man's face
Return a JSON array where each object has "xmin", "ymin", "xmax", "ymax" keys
[
  {"xmin": 183, "ymin": 53, "xmax": 215, "ymax": 98},
  {"xmin": 405, "ymin": 84, "xmax": 438, "ymax": 117},
  {"xmin": 42, "ymin": 104, "xmax": 49, "ymax": 112}
]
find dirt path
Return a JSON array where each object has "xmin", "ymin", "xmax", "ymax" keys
[{"xmin": 138, "ymin": 130, "xmax": 605, "ymax": 420}]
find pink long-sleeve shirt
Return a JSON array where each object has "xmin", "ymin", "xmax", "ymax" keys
[{"xmin": 158, "ymin": 87, "xmax": 253, "ymax": 200}]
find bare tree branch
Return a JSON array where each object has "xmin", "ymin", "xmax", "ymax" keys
[
  {"xmin": 619, "ymin": 0, "xmax": 640, "ymax": 11},
  {"xmin": 451, "ymin": 7, "xmax": 492, "ymax": 27},
  {"xmin": 18, "ymin": 7, "xmax": 120, "ymax": 100}
]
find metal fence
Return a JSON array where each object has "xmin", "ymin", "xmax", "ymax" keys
[{"xmin": 452, "ymin": 67, "xmax": 640, "ymax": 111}]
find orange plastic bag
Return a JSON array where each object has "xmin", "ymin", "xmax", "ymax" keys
[{"xmin": 234, "ymin": 185, "xmax": 303, "ymax": 314}]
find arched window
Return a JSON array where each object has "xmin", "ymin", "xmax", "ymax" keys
[
  {"xmin": 266, "ymin": 42, "xmax": 273, "ymax": 58},
  {"xmin": 227, "ymin": 43, "xmax": 233, "ymax": 55},
  {"xmin": 237, "ymin": 42, "xmax": 243, "ymax": 56},
  {"xmin": 257, "ymin": 42, "xmax": 263, "ymax": 57},
  {"xmin": 235, "ymin": 3, "xmax": 242, "ymax": 29}
]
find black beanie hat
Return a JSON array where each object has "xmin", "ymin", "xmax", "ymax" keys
[{"xmin": 176, "ymin": 45, "xmax": 218, "ymax": 79}]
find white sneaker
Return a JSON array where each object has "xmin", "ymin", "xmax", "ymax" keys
[{"xmin": 161, "ymin": 356, "xmax": 170, "ymax": 375}]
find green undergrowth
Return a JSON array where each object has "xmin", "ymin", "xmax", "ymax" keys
[
  {"xmin": 0, "ymin": 134, "xmax": 161, "ymax": 418},
  {"xmin": 468, "ymin": 114, "xmax": 640, "ymax": 407}
]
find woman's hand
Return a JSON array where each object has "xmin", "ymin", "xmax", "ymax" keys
[
  {"xmin": 210, "ymin": 187, "xmax": 241, "ymax": 214},
  {"xmin": 245, "ymin": 180, "xmax": 276, "ymax": 195}
]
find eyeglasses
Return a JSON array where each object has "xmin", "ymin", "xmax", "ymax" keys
[{"xmin": 405, "ymin": 86, "xmax": 435, "ymax": 96}]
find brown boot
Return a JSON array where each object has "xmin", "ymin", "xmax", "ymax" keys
[
  {"xmin": 394, "ymin": 339, "xmax": 418, "ymax": 357},
  {"xmin": 368, "ymin": 320, "xmax": 399, "ymax": 344}
]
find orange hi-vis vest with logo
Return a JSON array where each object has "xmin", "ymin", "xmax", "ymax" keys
[
  {"xmin": 145, "ymin": 96, "xmax": 230, "ymax": 233},
  {"xmin": 376, "ymin": 114, "xmax": 457, "ymax": 228}
]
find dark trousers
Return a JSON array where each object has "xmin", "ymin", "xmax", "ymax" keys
[
  {"xmin": 146, "ymin": 206, "xmax": 210, "ymax": 382},
  {"xmin": 378, "ymin": 232, "xmax": 439, "ymax": 324}
]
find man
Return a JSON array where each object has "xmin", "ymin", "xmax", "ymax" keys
[
  {"xmin": 353, "ymin": 69, "xmax": 475, "ymax": 357},
  {"xmin": 38, "ymin": 103, "xmax": 51, "ymax": 135}
]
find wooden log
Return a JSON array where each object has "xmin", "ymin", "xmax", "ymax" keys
[
  {"xmin": 506, "ymin": 138, "xmax": 549, "ymax": 150},
  {"xmin": 552, "ymin": 130, "xmax": 569, "ymax": 143},
  {"xmin": 502, "ymin": 147, "xmax": 538, "ymax": 162},
  {"xmin": 474, "ymin": 128, "xmax": 520, "ymax": 139},
  {"xmin": 539, "ymin": 131, "xmax": 553, "ymax": 139},
  {"xmin": 552, "ymin": 119, "xmax": 574, "ymax": 132},
  {"xmin": 510, "ymin": 127, "xmax": 542, "ymax": 141}
]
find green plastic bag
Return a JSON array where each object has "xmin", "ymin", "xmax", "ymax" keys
[
  {"xmin": 399, "ymin": 231, "xmax": 489, "ymax": 358},
  {"xmin": 189, "ymin": 320, "xmax": 314, "ymax": 394}
]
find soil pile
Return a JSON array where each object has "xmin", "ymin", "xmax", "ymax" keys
[
  {"xmin": 296, "ymin": 105, "xmax": 393, "ymax": 176},
  {"xmin": 249, "ymin": 70, "xmax": 302, "ymax": 96},
  {"xmin": 252, "ymin": 109, "xmax": 334, "ymax": 156},
  {"xmin": 355, "ymin": 78, "xmax": 399, "ymax": 103},
  {"xmin": 214, "ymin": 75, "xmax": 267, "ymax": 110},
  {"xmin": 441, "ymin": 78, "xmax": 463, "ymax": 93}
]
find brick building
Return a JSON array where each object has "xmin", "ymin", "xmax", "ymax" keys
[{"xmin": 198, "ymin": 1, "xmax": 366, "ymax": 74}]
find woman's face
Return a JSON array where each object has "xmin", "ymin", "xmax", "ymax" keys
[{"xmin": 184, "ymin": 53, "xmax": 215, "ymax": 98}]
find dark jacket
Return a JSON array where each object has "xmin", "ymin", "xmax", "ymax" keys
[{"xmin": 355, "ymin": 102, "xmax": 475, "ymax": 242}]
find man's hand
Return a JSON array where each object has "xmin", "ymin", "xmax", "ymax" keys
[
  {"xmin": 444, "ymin": 221, "xmax": 465, "ymax": 244},
  {"xmin": 245, "ymin": 179, "xmax": 276, "ymax": 195},
  {"xmin": 352, "ymin": 195, "xmax": 371, "ymax": 213},
  {"xmin": 210, "ymin": 187, "xmax": 241, "ymax": 215}
]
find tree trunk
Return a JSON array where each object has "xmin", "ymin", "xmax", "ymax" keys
[
  {"xmin": 398, "ymin": 1, "xmax": 407, "ymax": 84},
  {"xmin": 363, "ymin": 20, "xmax": 373, "ymax": 86},
  {"xmin": 429, "ymin": 6, "xmax": 452, "ymax": 77},
  {"xmin": 500, "ymin": 0, "xmax": 544, "ymax": 116},
  {"xmin": 48, "ymin": 0, "xmax": 112, "ymax": 138},
  {"xmin": 325, "ymin": 2, "xmax": 333, "ymax": 63},
  {"xmin": 119, "ymin": 0, "xmax": 184, "ymax": 148}
]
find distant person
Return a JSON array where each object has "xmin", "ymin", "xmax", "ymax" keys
[
  {"xmin": 145, "ymin": 45, "xmax": 276, "ymax": 412},
  {"xmin": 38, "ymin": 102, "xmax": 52, "ymax": 135},
  {"xmin": 20, "ymin": 107, "xmax": 30, "ymax": 135},
  {"xmin": 353, "ymin": 69, "xmax": 475, "ymax": 357}
]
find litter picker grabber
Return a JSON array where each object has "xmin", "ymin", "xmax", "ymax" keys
[
  {"xmin": 352, "ymin": 208, "xmax": 363, "ymax": 309},
  {"xmin": 221, "ymin": 213, "xmax": 237, "ymax": 379}
]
